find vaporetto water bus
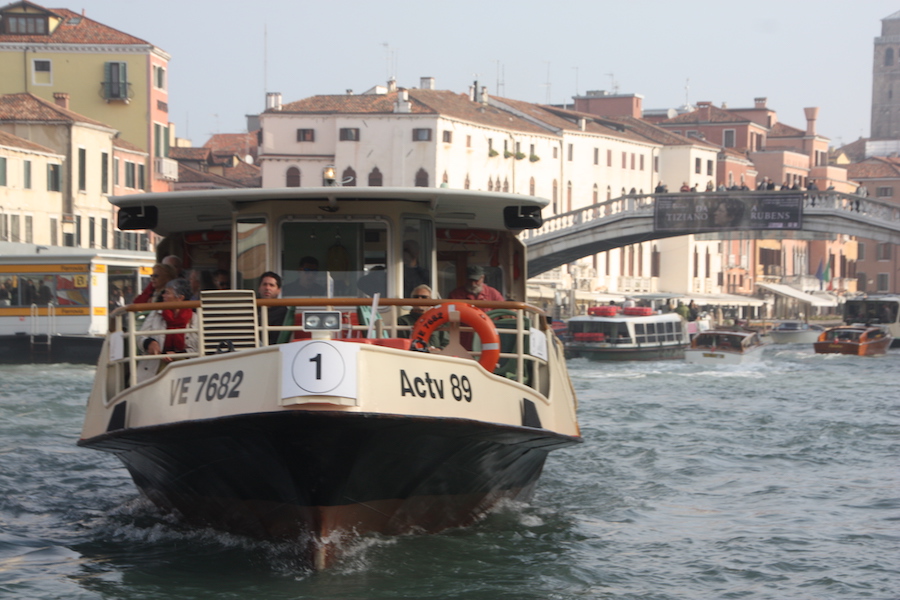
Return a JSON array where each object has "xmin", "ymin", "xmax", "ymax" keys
[
  {"xmin": 565, "ymin": 305, "xmax": 689, "ymax": 361},
  {"xmin": 77, "ymin": 185, "xmax": 582, "ymax": 570},
  {"xmin": 0, "ymin": 242, "xmax": 154, "ymax": 363}
]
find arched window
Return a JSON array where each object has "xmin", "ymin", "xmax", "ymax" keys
[
  {"xmin": 567, "ymin": 181, "xmax": 572, "ymax": 212},
  {"xmin": 502, "ymin": 178, "xmax": 509, "ymax": 193},
  {"xmin": 529, "ymin": 177, "xmax": 535, "ymax": 196},
  {"xmin": 414, "ymin": 168, "xmax": 429, "ymax": 187},
  {"xmin": 593, "ymin": 184, "xmax": 599, "ymax": 204},
  {"xmin": 488, "ymin": 178, "xmax": 494, "ymax": 192},
  {"xmin": 368, "ymin": 167, "xmax": 383, "ymax": 186},
  {"xmin": 495, "ymin": 177, "xmax": 501, "ymax": 191},
  {"xmin": 442, "ymin": 171, "xmax": 449, "ymax": 185},
  {"xmin": 886, "ymin": 47, "xmax": 895, "ymax": 66},
  {"xmin": 342, "ymin": 166, "xmax": 357, "ymax": 186},
  {"xmin": 286, "ymin": 167, "xmax": 300, "ymax": 187},
  {"xmin": 606, "ymin": 185, "xmax": 611, "ymax": 200},
  {"xmin": 464, "ymin": 174, "xmax": 470, "ymax": 189}
]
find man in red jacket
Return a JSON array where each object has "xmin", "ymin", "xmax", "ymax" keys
[{"xmin": 448, "ymin": 266, "xmax": 503, "ymax": 301}]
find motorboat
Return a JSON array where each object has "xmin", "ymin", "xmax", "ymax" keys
[
  {"xmin": 77, "ymin": 184, "xmax": 582, "ymax": 569},
  {"xmin": 566, "ymin": 306, "xmax": 689, "ymax": 360},
  {"xmin": 813, "ymin": 324, "xmax": 892, "ymax": 356},
  {"xmin": 684, "ymin": 329, "xmax": 765, "ymax": 365},
  {"xmin": 0, "ymin": 243, "xmax": 154, "ymax": 363},
  {"xmin": 767, "ymin": 320, "xmax": 824, "ymax": 344}
]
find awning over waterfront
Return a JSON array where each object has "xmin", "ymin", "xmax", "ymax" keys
[
  {"xmin": 757, "ymin": 282, "xmax": 838, "ymax": 307},
  {"xmin": 687, "ymin": 293, "xmax": 766, "ymax": 307}
]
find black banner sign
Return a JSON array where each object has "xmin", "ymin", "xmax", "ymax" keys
[{"xmin": 654, "ymin": 194, "xmax": 803, "ymax": 232}]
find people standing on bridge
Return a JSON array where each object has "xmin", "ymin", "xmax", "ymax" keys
[
  {"xmin": 705, "ymin": 181, "xmax": 714, "ymax": 192},
  {"xmin": 856, "ymin": 184, "xmax": 868, "ymax": 197},
  {"xmin": 807, "ymin": 180, "xmax": 819, "ymax": 191},
  {"xmin": 759, "ymin": 177, "xmax": 769, "ymax": 190},
  {"xmin": 655, "ymin": 182, "xmax": 667, "ymax": 194},
  {"xmin": 680, "ymin": 182, "xmax": 690, "ymax": 192}
]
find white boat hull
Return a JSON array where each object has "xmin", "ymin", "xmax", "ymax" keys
[{"xmin": 684, "ymin": 344, "xmax": 764, "ymax": 365}]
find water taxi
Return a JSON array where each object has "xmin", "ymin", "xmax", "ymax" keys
[
  {"xmin": 566, "ymin": 306, "xmax": 689, "ymax": 361},
  {"xmin": 77, "ymin": 185, "xmax": 582, "ymax": 569},
  {"xmin": 813, "ymin": 325, "xmax": 892, "ymax": 356},
  {"xmin": 0, "ymin": 242, "xmax": 153, "ymax": 363},
  {"xmin": 684, "ymin": 329, "xmax": 765, "ymax": 365},
  {"xmin": 767, "ymin": 321, "xmax": 824, "ymax": 344}
]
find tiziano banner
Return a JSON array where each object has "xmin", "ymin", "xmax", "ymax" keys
[{"xmin": 654, "ymin": 195, "xmax": 803, "ymax": 232}]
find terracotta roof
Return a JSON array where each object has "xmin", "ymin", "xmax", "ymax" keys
[
  {"xmin": 834, "ymin": 137, "xmax": 868, "ymax": 163},
  {"xmin": 176, "ymin": 163, "xmax": 250, "ymax": 188},
  {"xmin": 175, "ymin": 161, "xmax": 260, "ymax": 189},
  {"xmin": 491, "ymin": 96, "xmax": 653, "ymax": 142},
  {"xmin": 113, "ymin": 136, "xmax": 146, "ymax": 154},
  {"xmin": 768, "ymin": 122, "xmax": 805, "ymax": 137},
  {"xmin": 846, "ymin": 157, "xmax": 900, "ymax": 179},
  {"xmin": 203, "ymin": 132, "xmax": 258, "ymax": 156},
  {"xmin": 278, "ymin": 89, "xmax": 551, "ymax": 136},
  {"xmin": 0, "ymin": 3, "xmax": 151, "ymax": 45},
  {"xmin": 0, "ymin": 128, "xmax": 56, "ymax": 153},
  {"xmin": 170, "ymin": 146, "xmax": 211, "ymax": 161},
  {"xmin": 659, "ymin": 104, "xmax": 749, "ymax": 125},
  {"xmin": 605, "ymin": 115, "xmax": 719, "ymax": 148},
  {"xmin": 0, "ymin": 92, "xmax": 112, "ymax": 129}
]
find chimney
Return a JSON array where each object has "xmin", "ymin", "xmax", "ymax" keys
[
  {"xmin": 420, "ymin": 76, "xmax": 435, "ymax": 90},
  {"xmin": 394, "ymin": 89, "xmax": 411, "ymax": 113},
  {"xmin": 478, "ymin": 86, "xmax": 489, "ymax": 104},
  {"xmin": 265, "ymin": 92, "xmax": 282, "ymax": 111},
  {"xmin": 804, "ymin": 107, "xmax": 819, "ymax": 135},
  {"xmin": 387, "ymin": 78, "xmax": 397, "ymax": 93},
  {"xmin": 697, "ymin": 101, "xmax": 712, "ymax": 121},
  {"xmin": 53, "ymin": 92, "xmax": 69, "ymax": 109},
  {"xmin": 754, "ymin": 97, "xmax": 767, "ymax": 109}
]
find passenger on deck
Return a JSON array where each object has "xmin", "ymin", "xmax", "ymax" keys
[
  {"xmin": 134, "ymin": 263, "xmax": 177, "ymax": 303},
  {"xmin": 257, "ymin": 271, "xmax": 291, "ymax": 345},
  {"xmin": 283, "ymin": 256, "xmax": 326, "ymax": 297},
  {"xmin": 398, "ymin": 284, "xmax": 448, "ymax": 349},
  {"xmin": 140, "ymin": 278, "xmax": 197, "ymax": 361},
  {"xmin": 448, "ymin": 266, "xmax": 503, "ymax": 302},
  {"xmin": 212, "ymin": 269, "xmax": 230, "ymax": 290}
]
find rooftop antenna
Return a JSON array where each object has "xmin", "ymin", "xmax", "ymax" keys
[
  {"xmin": 542, "ymin": 62, "xmax": 551, "ymax": 104},
  {"xmin": 573, "ymin": 66, "xmax": 579, "ymax": 98},
  {"xmin": 684, "ymin": 77, "xmax": 690, "ymax": 107},
  {"xmin": 605, "ymin": 72, "xmax": 618, "ymax": 94},
  {"xmin": 263, "ymin": 23, "xmax": 268, "ymax": 98},
  {"xmin": 493, "ymin": 60, "xmax": 505, "ymax": 97},
  {"xmin": 382, "ymin": 43, "xmax": 397, "ymax": 82}
]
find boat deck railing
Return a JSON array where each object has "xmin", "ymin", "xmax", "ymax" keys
[{"xmin": 106, "ymin": 293, "xmax": 554, "ymax": 396}]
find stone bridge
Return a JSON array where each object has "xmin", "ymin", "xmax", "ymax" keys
[{"xmin": 521, "ymin": 191, "xmax": 900, "ymax": 276}]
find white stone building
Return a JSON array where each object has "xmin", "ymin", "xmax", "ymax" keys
[{"xmin": 258, "ymin": 79, "xmax": 725, "ymax": 311}]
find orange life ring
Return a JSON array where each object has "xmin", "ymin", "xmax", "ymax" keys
[{"xmin": 410, "ymin": 302, "xmax": 501, "ymax": 373}]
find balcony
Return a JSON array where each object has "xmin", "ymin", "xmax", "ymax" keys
[{"xmin": 154, "ymin": 157, "xmax": 178, "ymax": 181}]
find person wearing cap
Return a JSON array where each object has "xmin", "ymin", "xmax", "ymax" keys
[{"xmin": 448, "ymin": 265, "xmax": 504, "ymax": 301}]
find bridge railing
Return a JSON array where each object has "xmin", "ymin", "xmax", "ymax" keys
[{"xmin": 521, "ymin": 190, "xmax": 900, "ymax": 244}]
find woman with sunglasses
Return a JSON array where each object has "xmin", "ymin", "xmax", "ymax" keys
[{"xmin": 397, "ymin": 284, "xmax": 448, "ymax": 348}]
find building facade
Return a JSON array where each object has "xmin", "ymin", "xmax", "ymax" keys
[{"xmin": 0, "ymin": 1, "xmax": 176, "ymax": 192}]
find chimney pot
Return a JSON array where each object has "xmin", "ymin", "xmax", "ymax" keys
[
  {"xmin": 53, "ymin": 92, "xmax": 69, "ymax": 109},
  {"xmin": 420, "ymin": 76, "xmax": 435, "ymax": 90},
  {"xmin": 265, "ymin": 92, "xmax": 282, "ymax": 111},
  {"xmin": 804, "ymin": 107, "xmax": 819, "ymax": 135},
  {"xmin": 754, "ymin": 97, "xmax": 767, "ymax": 108}
]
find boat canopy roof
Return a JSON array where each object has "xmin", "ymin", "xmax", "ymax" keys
[
  {"xmin": 110, "ymin": 187, "xmax": 549, "ymax": 237},
  {"xmin": 568, "ymin": 312, "xmax": 684, "ymax": 323}
]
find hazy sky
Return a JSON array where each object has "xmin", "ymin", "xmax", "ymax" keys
[{"xmin": 69, "ymin": 0, "xmax": 899, "ymax": 148}]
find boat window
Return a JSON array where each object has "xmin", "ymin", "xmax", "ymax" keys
[
  {"xmin": 281, "ymin": 220, "xmax": 388, "ymax": 298},
  {"xmin": 1, "ymin": 270, "xmax": 89, "ymax": 308},
  {"xmin": 108, "ymin": 266, "xmax": 144, "ymax": 307},
  {"xmin": 401, "ymin": 217, "xmax": 433, "ymax": 298},
  {"xmin": 236, "ymin": 217, "xmax": 268, "ymax": 292}
]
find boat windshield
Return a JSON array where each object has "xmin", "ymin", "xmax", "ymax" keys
[
  {"xmin": 845, "ymin": 300, "xmax": 898, "ymax": 325},
  {"xmin": 276, "ymin": 220, "xmax": 390, "ymax": 298}
]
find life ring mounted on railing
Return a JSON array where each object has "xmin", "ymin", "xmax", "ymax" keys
[{"xmin": 410, "ymin": 302, "xmax": 501, "ymax": 373}]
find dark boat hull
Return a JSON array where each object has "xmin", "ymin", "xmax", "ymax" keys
[
  {"xmin": 79, "ymin": 410, "xmax": 579, "ymax": 568},
  {"xmin": 0, "ymin": 334, "xmax": 103, "ymax": 364}
]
